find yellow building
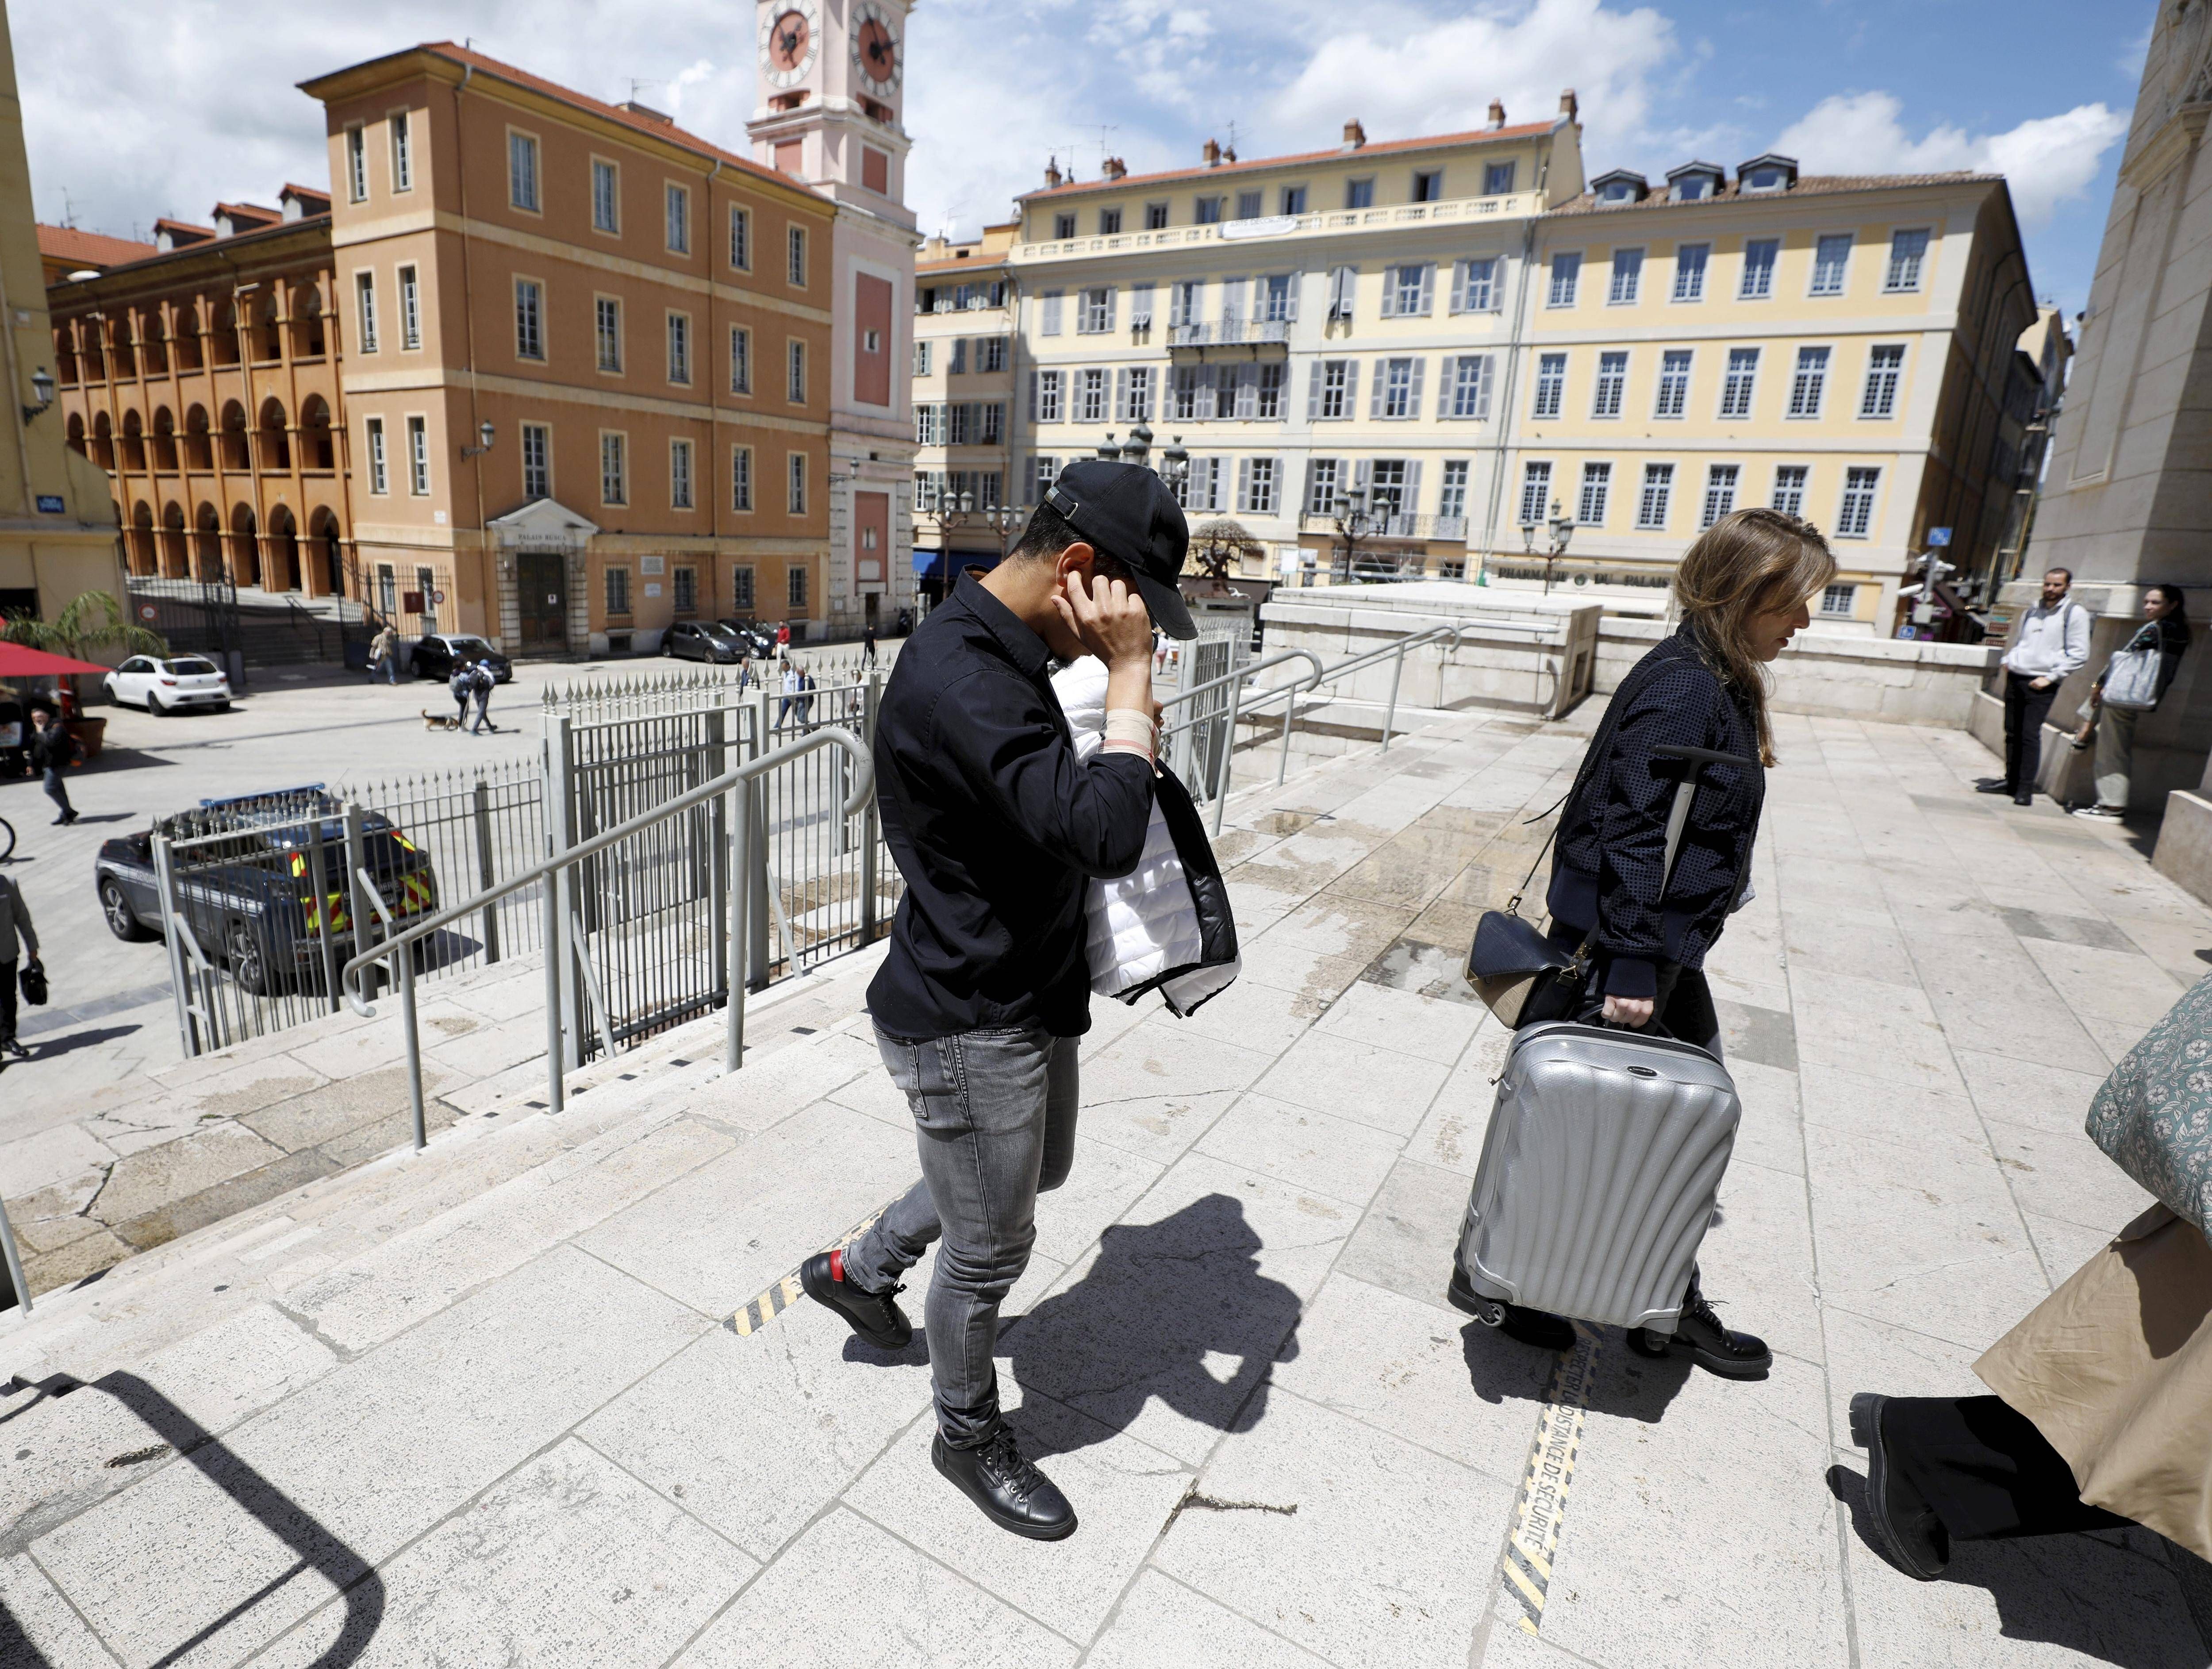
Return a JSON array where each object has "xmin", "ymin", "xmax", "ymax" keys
[
  {"xmin": 986, "ymin": 105, "xmax": 2041, "ymax": 632},
  {"xmin": 910, "ymin": 220, "xmax": 1018, "ymax": 600},
  {"xmin": 1506, "ymin": 157, "xmax": 2041, "ymax": 629},
  {"xmin": 0, "ymin": 9, "xmax": 127, "ymax": 638}
]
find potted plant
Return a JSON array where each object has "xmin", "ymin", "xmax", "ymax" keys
[{"xmin": 1, "ymin": 589, "xmax": 168, "ymax": 760}]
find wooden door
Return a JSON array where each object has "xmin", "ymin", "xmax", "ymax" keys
[{"xmin": 519, "ymin": 552, "xmax": 567, "ymax": 652}]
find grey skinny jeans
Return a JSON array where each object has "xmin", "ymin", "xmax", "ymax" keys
[{"xmin": 844, "ymin": 1021, "xmax": 1079, "ymax": 1446}]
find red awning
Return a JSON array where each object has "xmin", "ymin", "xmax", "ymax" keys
[{"xmin": 0, "ymin": 643, "xmax": 111, "ymax": 677}]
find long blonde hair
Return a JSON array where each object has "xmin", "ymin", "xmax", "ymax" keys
[{"xmin": 1672, "ymin": 507, "xmax": 1837, "ymax": 766}]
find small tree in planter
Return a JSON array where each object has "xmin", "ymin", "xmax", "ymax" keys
[
  {"xmin": 1185, "ymin": 519, "xmax": 1268, "ymax": 585},
  {"xmin": 2, "ymin": 590, "xmax": 168, "ymax": 756}
]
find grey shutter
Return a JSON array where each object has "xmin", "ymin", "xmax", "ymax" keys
[
  {"xmin": 1343, "ymin": 359, "xmax": 1359, "ymax": 417},
  {"xmin": 1303, "ymin": 456, "xmax": 1320, "ymax": 512},
  {"xmin": 1306, "ymin": 360, "xmax": 1323, "ymax": 420},
  {"xmin": 1368, "ymin": 360, "xmax": 1385, "ymax": 420},
  {"xmin": 1408, "ymin": 358, "xmax": 1426, "ymax": 419},
  {"xmin": 1417, "ymin": 264, "xmax": 1435, "ymax": 315},
  {"xmin": 1114, "ymin": 366, "xmax": 1129, "ymax": 421},
  {"xmin": 1286, "ymin": 271, "xmax": 1302, "ymax": 322},
  {"xmin": 1379, "ymin": 268, "xmax": 1397, "ymax": 319},
  {"xmin": 1103, "ymin": 287, "xmax": 1117, "ymax": 330},
  {"xmin": 1405, "ymin": 461, "xmax": 1423, "ymax": 519},
  {"xmin": 1197, "ymin": 370, "xmax": 1216, "ymax": 421},
  {"xmin": 1131, "ymin": 282, "xmax": 1154, "ymax": 327},
  {"xmin": 1269, "ymin": 456, "xmax": 1285, "ymax": 516},
  {"xmin": 1026, "ymin": 370, "xmax": 1037, "ymax": 420},
  {"xmin": 1330, "ymin": 264, "xmax": 1356, "ymax": 319},
  {"xmin": 1448, "ymin": 261, "xmax": 1465, "ymax": 313},
  {"xmin": 1477, "ymin": 355, "xmax": 1494, "ymax": 421},
  {"xmin": 1236, "ymin": 456, "xmax": 1252, "ymax": 511},
  {"xmin": 1353, "ymin": 459, "xmax": 1373, "ymax": 505}
]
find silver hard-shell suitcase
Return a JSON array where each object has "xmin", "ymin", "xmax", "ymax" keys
[{"xmin": 1454, "ymin": 1021, "xmax": 1740, "ymax": 1333}]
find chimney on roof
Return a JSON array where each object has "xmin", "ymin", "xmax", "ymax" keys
[
  {"xmin": 1559, "ymin": 88, "xmax": 1578, "ymax": 122},
  {"xmin": 1222, "ymin": 144, "xmax": 1236, "ymax": 164},
  {"xmin": 1342, "ymin": 119, "xmax": 1365, "ymax": 151},
  {"xmin": 1487, "ymin": 99, "xmax": 1506, "ymax": 129},
  {"xmin": 1102, "ymin": 156, "xmax": 1126, "ymax": 180},
  {"xmin": 618, "ymin": 99, "xmax": 673, "ymax": 124},
  {"xmin": 1044, "ymin": 156, "xmax": 1063, "ymax": 188},
  {"xmin": 1202, "ymin": 137, "xmax": 1221, "ymax": 167}
]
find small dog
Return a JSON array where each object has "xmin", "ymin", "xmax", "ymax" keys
[{"xmin": 421, "ymin": 708, "xmax": 463, "ymax": 731}]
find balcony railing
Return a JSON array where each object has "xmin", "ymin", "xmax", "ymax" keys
[
  {"xmin": 1167, "ymin": 320, "xmax": 1292, "ymax": 348},
  {"xmin": 1014, "ymin": 192, "xmax": 1542, "ymax": 262},
  {"xmin": 1298, "ymin": 511, "xmax": 1468, "ymax": 542}
]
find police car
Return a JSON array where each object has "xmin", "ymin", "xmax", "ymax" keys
[{"xmin": 95, "ymin": 787, "xmax": 439, "ymax": 995}]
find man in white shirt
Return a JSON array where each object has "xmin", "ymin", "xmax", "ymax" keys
[{"xmin": 1982, "ymin": 567, "xmax": 2090, "ymax": 806}]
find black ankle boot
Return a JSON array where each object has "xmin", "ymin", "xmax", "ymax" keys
[
  {"xmin": 799, "ymin": 1250, "xmax": 911, "ymax": 1350},
  {"xmin": 933, "ymin": 1426, "xmax": 1076, "ymax": 1540},
  {"xmin": 1630, "ymin": 1272, "xmax": 1771, "ymax": 1379},
  {"xmin": 1849, "ymin": 1393, "xmax": 1949, "ymax": 1579}
]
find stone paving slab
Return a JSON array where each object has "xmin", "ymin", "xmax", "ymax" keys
[{"xmin": 4, "ymin": 703, "xmax": 2212, "ymax": 1668}]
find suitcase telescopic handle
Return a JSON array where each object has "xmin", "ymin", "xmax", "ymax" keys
[{"xmin": 1647, "ymin": 745, "xmax": 1753, "ymax": 892}]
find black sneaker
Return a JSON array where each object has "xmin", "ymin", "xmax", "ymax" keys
[
  {"xmin": 1, "ymin": 1039, "xmax": 26, "ymax": 1060},
  {"xmin": 1629, "ymin": 1274, "xmax": 1771, "ymax": 1379},
  {"xmin": 933, "ymin": 1427, "xmax": 1076, "ymax": 1541},
  {"xmin": 799, "ymin": 1249, "xmax": 911, "ymax": 1350},
  {"xmin": 1974, "ymin": 780, "xmax": 2016, "ymax": 796},
  {"xmin": 1849, "ymin": 1393, "xmax": 1950, "ymax": 1580}
]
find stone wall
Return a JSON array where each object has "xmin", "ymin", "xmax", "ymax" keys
[{"xmin": 1595, "ymin": 618, "xmax": 2000, "ymax": 727}]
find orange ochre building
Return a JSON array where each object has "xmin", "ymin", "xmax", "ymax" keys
[{"xmin": 47, "ymin": 35, "xmax": 914, "ymax": 655}]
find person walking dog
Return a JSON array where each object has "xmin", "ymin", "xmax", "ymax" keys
[
  {"xmin": 2071, "ymin": 584, "xmax": 2191, "ymax": 821},
  {"xmin": 1466, "ymin": 507, "xmax": 1838, "ymax": 1379},
  {"xmin": 800, "ymin": 460, "xmax": 1195, "ymax": 1542},
  {"xmin": 1982, "ymin": 567, "xmax": 2090, "ymax": 806},
  {"xmin": 26, "ymin": 708, "xmax": 75, "ymax": 825},
  {"xmin": 0, "ymin": 868, "xmax": 36, "ymax": 1063}
]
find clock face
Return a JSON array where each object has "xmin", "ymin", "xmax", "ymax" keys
[
  {"xmin": 853, "ymin": 2, "xmax": 902, "ymax": 95},
  {"xmin": 759, "ymin": 2, "xmax": 820, "ymax": 88}
]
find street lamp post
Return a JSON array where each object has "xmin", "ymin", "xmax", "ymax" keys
[
  {"xmin": 1519, "ymin": 498, "xmax": 1575, "ymax": 594},
  {"xmin": 1332, "ymin": 486, "xmax": 1374, "ymax": 584},
  {"xmin": 935, "ymin": 489, "xmax": 1028, "ymax": 561}
]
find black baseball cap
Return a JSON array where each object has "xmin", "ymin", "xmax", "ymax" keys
[{"xmin": 1044, "ymin": 460, "xmax": 1196, "ymax": 640}]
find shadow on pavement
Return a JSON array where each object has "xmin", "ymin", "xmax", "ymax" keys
[
  {"xmin": 1827, "ymin": 1464, "xmax": 2207, "ymax": 1667},
  {"xmin": 15, "ymin": 1023, "xmax": 139, "ymax": 1062},
  {"xmin": 1, "ymin": 1372, "xmax": 382, "ymax": 1667},
  {"xmin": 995, "ymin": 1192, "xmax": 1303, "ymax": 1459},
  {"xmin": 1459, "ymin": 1318, "xmax": 1695, "ymax": 1420}
]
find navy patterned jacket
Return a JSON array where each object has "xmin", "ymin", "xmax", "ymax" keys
[{"xmin": 1545, "ymin": 620, "xmax": 1764, "ymax": 999}]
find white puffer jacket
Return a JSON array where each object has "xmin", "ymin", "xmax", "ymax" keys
[{"xmin": 1052, "ymin": 657, "xmax": 1240, "ymax": 1015}]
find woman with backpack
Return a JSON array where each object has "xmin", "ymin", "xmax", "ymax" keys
[
  {"xmin": 2071, "ymin": 583, "xmax": 2190, "ymax": 821},
  {"xmin": 1466, "ymin": 507, "xmax": 1837, "ymax": 1378}
]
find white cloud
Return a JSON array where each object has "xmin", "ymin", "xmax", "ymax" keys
[
  {"xmin": 1772, "ymin": 91, "xmax": 2128, "ymax": 226},
  {"xmin": 1264, "ymin": 0, "xmax": 1677, "ymax": 156}
]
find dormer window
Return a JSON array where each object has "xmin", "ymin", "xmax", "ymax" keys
[
  {"xmin": 1665, "ymin": 162, "xmax": 1724, "ymax": 203},
  {"xmin": 1592, "ymin": 169, "xmax": 1648, "ymax": 205},
  {"xmin": 1736, "ymin": 153, "xmax": 1799, "ymax": 194}
]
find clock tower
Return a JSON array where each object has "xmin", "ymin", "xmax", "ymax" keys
[{"xmin": 749, "ymin": 0, "xmax": 920, "ymax": 634}]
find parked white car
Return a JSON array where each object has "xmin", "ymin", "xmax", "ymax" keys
[{"xmin": 104, "ymin": 654, "xmax": 233, "ymax": 715}]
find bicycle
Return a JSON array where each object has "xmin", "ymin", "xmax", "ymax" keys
[{"xmin": 0, "ymin": 815, "xmax": 13, "ymax": 862}]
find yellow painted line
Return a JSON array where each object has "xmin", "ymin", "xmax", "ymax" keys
[
  {"xmin": 1498, "ymin": 1324, "xmax": 1600, "ymax": 1636},
  {"xmin": 724, "ymin": 1207, "xmax": 886, "ymax": 1338}
]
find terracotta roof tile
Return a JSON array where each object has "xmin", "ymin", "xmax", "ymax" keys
[
  {"xmin": 1017, "ymin": 121, "xmax": 1559, "ymax": 200},
  {"xmin": 36, "ymin": 224, "xmax": 157, "ymax": 269}
]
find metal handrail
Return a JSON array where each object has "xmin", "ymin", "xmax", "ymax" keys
[{"xmin": 340, "ymin": 724, "xmax": 875, "ymax": 1143}]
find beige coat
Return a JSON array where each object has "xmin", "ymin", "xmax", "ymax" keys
[{"xmin": 1977, "ymin": 1203, "xmax": 2212, "ymax": 1560}]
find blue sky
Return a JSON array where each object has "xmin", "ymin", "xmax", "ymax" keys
[{"xmin": 13, "ymin": 0, "xmax": 2149, "ymax": 319}]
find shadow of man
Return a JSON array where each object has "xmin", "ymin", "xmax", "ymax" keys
[{"xmin": 997, "ymin": 1192, "xmax": 1302, "ymax": 1461}]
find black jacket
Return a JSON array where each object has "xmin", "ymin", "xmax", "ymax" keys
[
  {"xmin": 1547, "ymin": 622, "xmax": 1764, "ymax": 999},
  {"xmin": 868, "ymin": 573, "xmax": 1154, "ymax": 1040},
  {"xmin": 25, "ymin": 723, "xmax": 70, "ymax": 771}
]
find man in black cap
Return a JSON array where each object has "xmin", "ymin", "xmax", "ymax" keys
[{"xmin": 801, "ymin": 460, "xmax": 1194, "ymax": 1540}]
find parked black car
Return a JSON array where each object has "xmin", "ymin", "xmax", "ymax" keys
[
  {"xmin": 411, "ymin": 634, "xmax": 514, "ymax": 683},
  {"xmin": 96, "ymin": 788, "xmax": 440, "ymax": 995},
  {"xmin": 662, "ymin": 621, "xmax": 753, "ymax": 664}
]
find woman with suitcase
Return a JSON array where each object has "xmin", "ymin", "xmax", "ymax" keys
[{"xmin": 1461, "ymin": 506, "xmax": 1836, "ymax": 1377}]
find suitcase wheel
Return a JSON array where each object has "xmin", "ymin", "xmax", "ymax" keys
[{"xmin": 1627, "ymin": 1327, "xmax": 1673, "ymax": 1358}]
